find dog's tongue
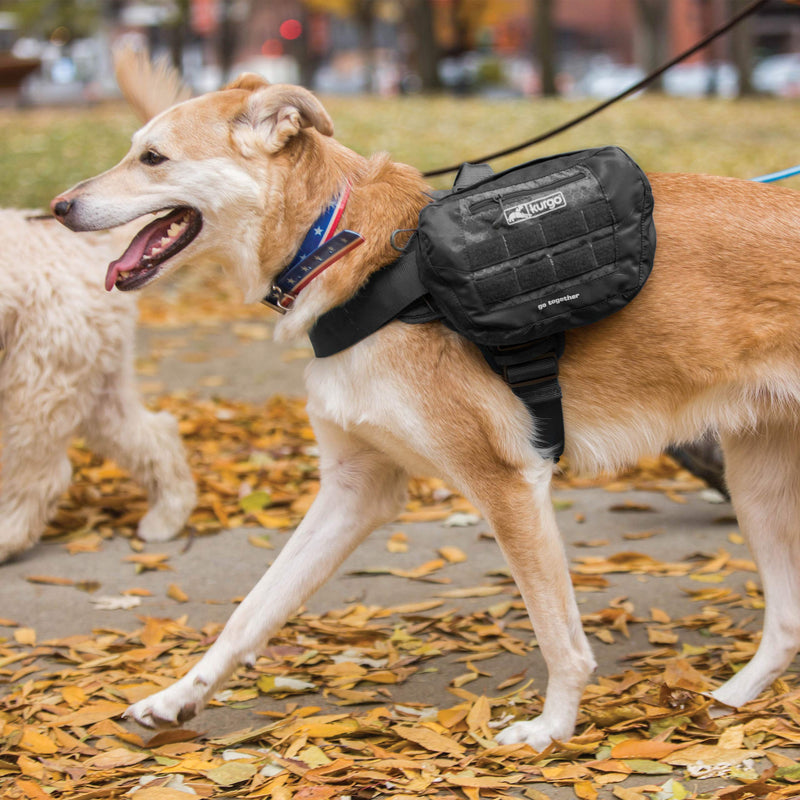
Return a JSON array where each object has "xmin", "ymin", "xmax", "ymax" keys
[
  {"xmin": 106, "ymin": 236, "xmax": 151, "ymax": 291},
  {"xmin": 105, "ymin": 211, "xmax": 183, "ymax": 291}
]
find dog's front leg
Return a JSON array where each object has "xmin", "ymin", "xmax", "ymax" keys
[
  {"xmin": 483, "ymin": 465, "xmax": 596, "ymax": 750},
  {"xmin": 125, "ymin": 423, "xmax": 408, "ymax": 728}
]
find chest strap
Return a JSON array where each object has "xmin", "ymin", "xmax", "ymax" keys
[{"xmin": 308, "ymin": 242, "xmax": 566, "ymax": 461}]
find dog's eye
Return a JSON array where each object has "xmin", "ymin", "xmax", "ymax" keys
[{"xmin": 140, "ymin": 150, "xmax": 168, "ymax": 166}]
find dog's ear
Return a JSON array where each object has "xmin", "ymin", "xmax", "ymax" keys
[
  {"xmin": 233, "ymin": 84, "xmax": 334, "ymax": 155},
  {"xmin": 224, "ymin": 73, "xmax": 270, "ymax": 92}
]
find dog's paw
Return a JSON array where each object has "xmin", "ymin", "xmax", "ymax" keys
[
  {"xmin": 495, "ymin": 717, "xmax": 569, "ymax": 751},
  {"xmin": 124, "ymin": 678, "xmax": 206, "ymax": 729},
  {"xmin": 137, "ymin": 490, "xmax": 196, "ymax": 542}
]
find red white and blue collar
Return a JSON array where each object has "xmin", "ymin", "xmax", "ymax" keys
[{"xmin": 263, "ymin": 183, "xmax": 364, "ymax": 313}]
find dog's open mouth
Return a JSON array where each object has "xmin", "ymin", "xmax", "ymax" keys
[{"xmin": 106, "ymin": 207, "xmax": 202, "ymax": 291}]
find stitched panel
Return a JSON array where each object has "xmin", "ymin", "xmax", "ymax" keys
[
  {"xmin": 539, "ymin": 211, "xmax": 589, "ymax": 246},
  {"xmin": 592, "ymin": 236, "xmax": 616, "ymax": 266},
  {"xmin": 475, "ymin": 269, "xmax": 521, "ymax": 303},
  {"xmin": 516, "ymin": 256, "xmax": 557, "ymax": 293},
  {"xmin": 504, "ymin": 224, "xmax": 547, "ymax": 258},
  {"xmin": 582, "ymin": 201, "xmax": 614, "ymax": 230},
  {"xmin": 553, "ymin": 244, "xmax": 596, "ymax": 279}
]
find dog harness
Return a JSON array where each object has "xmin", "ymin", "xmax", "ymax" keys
[{"xmin": 271, "ymin": 147, "xmax": 657, "ymax": 460}]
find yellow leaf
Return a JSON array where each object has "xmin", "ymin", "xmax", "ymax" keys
[
  {"xmin": 394, "ymin": 724, "xmax": 466, "ymax": 755},
  {"xmin": 466, "ymin": 695, "xmax": 491, "ymax": 736},
  {"xmin": 718, "ymin": 724, "xmax": 745, "ymax": 750},
  {"xmin": 167, "ymin": 583, "xmax": 189, "ymax": 603},
  {"xmin": 19, "ymin": 727, "xmax": 58, "ymax": 754},
  {"xmin": 14, "ymin": 627, "xmax": 36, "ymax": 646},
  {"xmin": 254, "ymin": 511, "xmax": 294, "ymax": 529},
  {"xmin": 297, "ymin": 744, "xmax": 331, "ymax": 768},
  {"xmin": 438, "ymin": 545, "xmax": 467, "ymax": 563},
  {"xmin": 689, "ymin": 572, "xmax": 725, "ymax": 583},
  {"xmin": 387, "ymin": 531, "xmax": 409, "ymax": 553},
  {"xmin": 123, "ymin": 553, "xmax": 172, "ymax": 572},
  {"xmin": 56, "ymin": 700, "xmax": 128, "ymax": 727},
  {"xmin": 206, "ymin": 761, "xmax": 258, "ymax": 785},
  {"xmin": 12, "ymin": 780, "xmax": 51, "ymax": 800},
  {"xmin": 300, "ymin": 719, "xmax": 359, "ymax": 738},
  {"xmin": 133, "ymin": 788, "xmax": 212, "ymax": 800},
  {"xmin": 17, "ymin": 754, "xmax": 45, "ymax": 780},
  {"xmin": 436, "ymin": 585, "xmax": 504, "ymax": 598},
  {"xmin": 61, "ymin": 686, "xmax": 87, "ymax": 708},
  {"xmin": 84, "ymin": 748, "xmax": 150, "ymax": 769},
  {"xmin": 574, "ymin": 780, "xmax": 599, "ymax": 800},
  {"xmin": 25, "ymin": 574, "xmax": 74, "ymax": 586},
  {"xmin": 647, "ymin": 627, "xmax": 678, "ymax": 645},
  {"xmin": 611, "ymin": 739, "xmax": 681, "ymax": 760},
  {"xmin": 248, "ymin": 533, "xmax": 274, "ymax": 549}
]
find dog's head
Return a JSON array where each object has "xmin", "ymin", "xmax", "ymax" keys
[{"xmin": 51, "ymin": 75, "xmax": 347, "ymax": 300}]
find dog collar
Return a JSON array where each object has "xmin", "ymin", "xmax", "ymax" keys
[{"xmin": 262, "ymin": 183, "xmax": 364, "ymax": 313}]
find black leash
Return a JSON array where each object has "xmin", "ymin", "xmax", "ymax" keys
[{"xmin": 423, "ymin": 0, "xmax": 770, "ymax": 178}]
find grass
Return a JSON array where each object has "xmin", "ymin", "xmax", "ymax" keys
[{"xmin": 1, "ymin": 93, "xmax": 799, "ymax": 210}]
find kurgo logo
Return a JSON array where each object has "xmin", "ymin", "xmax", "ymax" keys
[{"xmin": 504, "ymin": 191, "xmax": 566, "ymax": 225}]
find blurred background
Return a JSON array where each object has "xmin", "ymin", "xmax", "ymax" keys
[{"xmin": 1, "ymin": 0, "xmax": 800, "ymax": 106}]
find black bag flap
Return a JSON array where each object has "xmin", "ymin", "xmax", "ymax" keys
[{"xmin": 416, "ymin": 146, "xmax": 656, "ymax": 346}]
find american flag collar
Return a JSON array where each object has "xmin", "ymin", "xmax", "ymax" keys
[{"xmin": 262, "ymin": 182, "xmax": 365, "ymax": 314}]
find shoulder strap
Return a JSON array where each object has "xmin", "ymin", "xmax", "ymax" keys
[{"xmin": 308, "ymin": 238, "xmax": 437, "ymax": 358}]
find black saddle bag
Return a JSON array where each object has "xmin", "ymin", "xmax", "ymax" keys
[{"xmin": 416, "ymin": 146, "xmax": 656, "ymax": 347}]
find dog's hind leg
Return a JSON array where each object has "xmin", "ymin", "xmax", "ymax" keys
[
  {"xmin": 464, "ymin": 459, "xmax": 596, "ymax": 751},
  {"xmin": 0, "ymin": 406, "xmax": 73, "ymax": 562},
  {"xmin": 80, "ymin": 366, "xmax": 196, "ymax": 542},
  {"xmin": 125, "ymin": 420, "xmax": 408, "ymax": 728},
  {"xmin": 713, "ymin": 418, "xmax": 800, "ymax": 708}
]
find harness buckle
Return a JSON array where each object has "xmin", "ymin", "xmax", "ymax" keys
[
  {"xmin": 495, "ymin": 342, "xmax": 559, "ymax": 388},
  {"xmin": 261, "ymin": 286, "xmax": 295, "ymax": 314}
]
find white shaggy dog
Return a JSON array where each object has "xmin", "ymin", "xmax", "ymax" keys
[{"xmin": 0, "ymin": 209, "xmax": 196, "ymax": 562}]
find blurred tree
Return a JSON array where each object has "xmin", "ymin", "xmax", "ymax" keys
[
  {"xmin": 634, "ymin": 0, "xmax": 668, "ymax": 92},
  {"xmin": 355, "ymin": 0, "xmax": 376, "ymax": 92},
  {"xmin": 168, "ymin": 0, "xmax": 190, "ymax": 72},
  {"xmin": 403, "ymin": 0, "xmax": 441, "ymax": 91},
  {"xmin": 218, "ymin": 0, "xmax": 239, "ymax": 80},
  {"xmin": 2, "ymin": 0, "xmax": 99, "ymax": 41},
  {"xmin": 448, "ymin": 0, "xmax": 487, "ymax": 54},
  {"xmin": 532, "ymin": 0, "xmax": 557, "ymax": 96},
  {"xmin": 730, "ymin": 0, "xmax": 754, "ymax": 95}
]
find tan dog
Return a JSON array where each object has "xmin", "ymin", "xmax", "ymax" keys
[{"xmin": 51, "ymin": 64, "xmax": 800, "ymax": 749}]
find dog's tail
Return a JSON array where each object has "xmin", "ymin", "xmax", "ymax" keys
[{"xmin": 113, "ymin": 45, "xmax": 192, "ymax": 123}]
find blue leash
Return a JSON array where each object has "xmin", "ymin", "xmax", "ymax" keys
[{"xmin": 751, "ymin": 164, "xmax": 800, "ymax": 183}]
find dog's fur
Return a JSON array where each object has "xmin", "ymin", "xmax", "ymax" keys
[
  {"xmin": 51, "ymin": 60, "xmax": 800, "ymax": 749},
  {"xmin": 0, "ymin": 210, "xmax": 196, "ymax": 561}
]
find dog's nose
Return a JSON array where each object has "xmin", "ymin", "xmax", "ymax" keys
[{"xmin": 51, "ymin": 198, "xmax": 73, "ymax": 219}]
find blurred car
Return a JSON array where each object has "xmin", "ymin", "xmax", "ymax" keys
[
  {"xmin": 752, "ymin": 53, "xmax": 800, "ymax": 97},
  {"xmin": 663, "ymin": 61, "xmax": 739, "ymax": 97},
  {"xmin": 572, "ymin": 58, "xmax": 645, "ymax": 98}
]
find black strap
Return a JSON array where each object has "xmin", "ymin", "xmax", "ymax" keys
[
  {"xmin": 479, "ymin": 333, "xmax": 566, "ymax": 461},
  {"xmin": 308, "ymin": 240, "xmax": 437, "ymax": 358}
]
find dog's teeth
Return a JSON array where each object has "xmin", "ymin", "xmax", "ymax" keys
[{"xmin": 167, "ymin": 222, "xmax": 186, "ymax": 238}]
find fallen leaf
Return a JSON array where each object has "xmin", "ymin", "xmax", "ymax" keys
[
  {"xmin": 167, "ymin": 583, "xmax": 189, "ymax": 603},
  {"xmin": 394, "ymin": 725, "xmax": 466, "ymax": 755},
  {"xmin": 25, "ymin": 574, "xmax": 74, "ymax": 586}
]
